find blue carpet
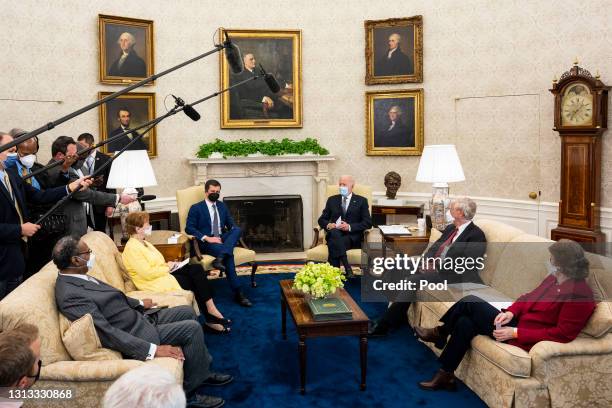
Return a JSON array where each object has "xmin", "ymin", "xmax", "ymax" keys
[{"xmin": 199, "ymin": 273, "xmax": 487, "ymax": 408}]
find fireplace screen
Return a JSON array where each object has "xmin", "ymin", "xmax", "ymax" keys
[{"xmin": 224, "ymin": 195, "xmax": 303, "ymax": 253}]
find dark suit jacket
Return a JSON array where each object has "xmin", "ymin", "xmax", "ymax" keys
[
  {"xmin": 318, "ymin": 194, "xmax": 372, "ymax": 248},
  {"xmin": 108, "ymin": 51, "xmax": 146, "ymax": 77},
  {"xmin": 185, "ymin": 200, "xmax": 236, "ymax": 241},
  {"xmin": 106, "ymin": 127, "xmax": 148, "ymax": 153},
  {"xmin": 0, "ymin": 168, "xmax": 67, "ymax": 279},
  {"xmin": 86, "ymin": 151, "xmax": 115, "ymax": 216},
  {"xmin": 229, "ymin": 68, "xmax": 276, "ymax": 119},
  {"xmin": 424, "ymin": 222, "xmax": 487, "ymax": 283},
  {"xmin": 46, "ymin": 164, "xmax": 117, "ymax": 238},
  {"xmin": 375, "ymin": 121, "xmax": 414, "ymax": 148},
  {"xmin": 375, "ymin": 48, "xmax": 414, "ymax": 76},
  {"xmin": 55, "ymin": 274, "xmax": 159, "ymax": 360}
]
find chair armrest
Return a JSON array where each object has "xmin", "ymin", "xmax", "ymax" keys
[
  {"xmin": 185, "ymin": 235, "xmax": 203, "ymax": 261},
  {"xmin": 364, "ymin": 228, "xmax": 372, "ymax": 242},
  {"xmin": 310, "ymin": 227, "xmax": 322, "ymax": 249}
]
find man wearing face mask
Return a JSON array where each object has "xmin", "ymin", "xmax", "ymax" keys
[
  {"xmin": 317, "ymin": 175, "xmax": 372, "ymax": 278},
  {"xmin": 0, "ymin": 133, "xmax": 90, "ymax": 300},
  {"xmin": 54, "ymin": 236, "xmax": 231, "ymax": 408},
  {"xmin": 186, "ymin": 179, "xmax": 252, "ymax": 307},
  {"xmin": 46, "ymin": 136, "xmax": 136, "ymax": 238},
  {"xmin": 369, "ymin": 197, "xmax": 487, "ymax": 337}
]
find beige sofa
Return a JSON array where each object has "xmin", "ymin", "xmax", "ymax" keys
[
  {"xmin": 0, "ymin": 232, "xmax": 198, "ymax": 408},
  {"xmin": 408, "ymin": 219, "xmax": 612, "ymax": 408}
]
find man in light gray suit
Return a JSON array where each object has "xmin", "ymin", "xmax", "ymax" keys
[{"xmin": 53, "ymin": 236, "xmax": 230, "ymax": 408}]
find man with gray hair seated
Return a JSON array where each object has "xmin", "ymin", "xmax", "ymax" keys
[
  {"xmin": 103, "ymin": 365, "xmax": 186, "ymax": 408},
  {"xmin": 369, "ymin": 196, "xmax": 487, "ymax": 337}
]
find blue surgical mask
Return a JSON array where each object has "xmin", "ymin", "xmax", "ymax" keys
[
  {"xmin": 4, "ymin": 153, "xmax": 18, "ymax": 168},
  {"xmin": 77, "ymin": 254, "xmax": 96, "ymax": 272},
  {"xmin": 339, "ymin": 186, "xmax": 349, "ymax": 197},
  {"xmin": 445, "ymin": 209, "xmax": 454, "ymax": 223}
]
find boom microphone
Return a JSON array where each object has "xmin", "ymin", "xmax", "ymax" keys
[
  {"xmin": 259, "ymin": 64, "xmax": 281, "ymax": 93},
  {"xmin": 171, "ymin": 94, "xmax": 201, "ymax": 121},
  {"xmin": 138, "ymin": 194, "xmax": 157, "ymax": 202},
  {"xmin": 223, "ymin": 31, "xmax": 243, "ymax": 74}
]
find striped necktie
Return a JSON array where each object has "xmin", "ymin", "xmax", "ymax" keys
[
  {"xmin": 2, "ymin": 171, "xmax": 24, "ymax": 226},
  {"xmin": 212, "ymin": 203, "xmax": 220, "ymax": 237}
]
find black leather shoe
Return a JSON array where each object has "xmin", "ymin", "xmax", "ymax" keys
[
  {"xmin": 201, "ymin": 372, "xmax": 234, "ymax": 386},
  {"xmin": 344, "ymin": 267, "xmax": 355, "ymax": 279},
  {"xmin": 367, "ymin": 321, "xmax": 389, "ymax": 337},
  {"xmin": 212, "ymin": 257, "xmax": 226, "ymax": 272},
  {"xmin": 187, "ymin": 394, "xmax": 225, "ymax": 408},
  {"xmin": 234, "ymin": 292, "xmax": 252, "ymax": 307}
]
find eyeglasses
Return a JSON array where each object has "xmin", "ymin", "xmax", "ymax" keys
[
  {"xmin": 27, "ymin": 360, "xmax": 42, "ymax": 383},
  {"xmin": 77, "ymin": 249, "xmax": 92, "ymax": 256}
]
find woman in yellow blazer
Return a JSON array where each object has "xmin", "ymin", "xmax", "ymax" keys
[{"xmin": 122, "ymin": 211, "xmax": 229, "ymax": 333}]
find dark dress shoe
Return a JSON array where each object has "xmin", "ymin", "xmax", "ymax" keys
[
  {"xmin": 367, "ymin": 321, "xmax": 389, "ymax": 337},
  {"xmin": 414, "ymin": 325, "xmax": 447, "ymax": 349},
  {"xmin": 344, "ymin": 267, "xmax": 354, "ymax": 279},
  {"xmin": 187, "ymin": 394, "xmax": 225, "ymax": 408},
  {"xmin": 212, "ymin": 257, "xmax": 226, "ymax": 272},
  {"xmin": 234, "ymin": 292, "xmax": 252, "ymax": 307},
  {"xmin": 201, "ymin": 372, "xmax": 234, "ymax": 386},
  {"xmin": 418, "ymin": 369, "xmax": 457, "ymax": 391}
]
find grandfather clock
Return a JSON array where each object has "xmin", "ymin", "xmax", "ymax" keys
[{"xmin": 550, "ymin": 62, "xmax": 610, "ymax": 251}]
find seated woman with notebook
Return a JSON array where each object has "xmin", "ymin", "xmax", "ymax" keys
[
  {"xmin": 413, "ymin": 239, "xmax": 596, "ymax": 391},
  {"xmin": 122, "ymin": 211, "xmax": 230, "ymax": 334}
]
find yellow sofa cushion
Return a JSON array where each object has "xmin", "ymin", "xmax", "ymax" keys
[
  {"xmin": 471, "ymin": 335, "xmax": 532, "ymax": 378},
  {"xmin": 60, "ymin": 314, "xmax": 122, "ymax": 361}
]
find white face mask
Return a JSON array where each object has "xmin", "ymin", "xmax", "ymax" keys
[
  {"xmin": 445, "ymin": 209, "xmax": 455, "ymax": 223},
  {"xmin": 545, "ymin": 259, "xmax": 558, "ymax": 276},
  {"xmin": 144, "ymin": 225, "xmax": 153, "ymax": 236},
  {"xmin": 77, "ymin": 254, "xmax": 96, "ymax": 272},
  {"xmin": 19, "ymin": 154, "xmax": 36, "ymax": 169}
]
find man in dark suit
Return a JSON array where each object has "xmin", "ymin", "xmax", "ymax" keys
[
  {"xmin": 106, "ymin": 107, "xmax": 148, "ymax": 153},
  {"xmin": 186, "ymin": 179, "xmax": 252, "ymax": 307},
  {"xmin": 369, "ymin": 197, "xmax": 487, "ymax": 337},
  {"xmin": 0, "ymin": 133, "xmax": 89, "ymax": 300},
  {"xmin": 46, "ymin": 136, "xmax": 134, "ymax": 238},
  {"xmin": 108, "ymin": 32, "xmax": 146, "ymax": 78},
  {"xmin": 318, "ymin": 175, "xmax": 372, "ymax": 278},
  {"xmin": 77, "ymin": 133, "xmax": 115, "ymax": 232},
  {"xmin": 374, "ymin": 105, "xmax": 415, "ymax": 148},
  {"xmin": 375, "ymin": 33, "xmax": 414, "ymax": 77},
  {"xmin": 53, "ymin": 236, "xmax": 230, "ymax": 408}
]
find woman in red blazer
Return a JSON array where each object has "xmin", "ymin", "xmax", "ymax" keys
[{"xmin": 413, "ymin": 239, "xmax": 596, "ymax": 391}]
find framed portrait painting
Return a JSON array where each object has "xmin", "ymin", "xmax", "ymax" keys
[
  {"xmin": 365, "ymin": 16, "xmax": 423, "ymax": 84},
  {"xmin": 99, "ymin": 15, "xmax": 154, "ymax": 85},
  {"xmin": 98, "ymin": 92, "xmax": 157, "ymax": 158},
  {"xmin": 219, "ymin": 29, "xmax": 302, "ymax": 128},
  {"xmin": 366, "ymin": 89, "xmax": 424, "ymax": 156}
]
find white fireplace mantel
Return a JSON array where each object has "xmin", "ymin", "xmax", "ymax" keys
[{"xmin": 188, "ymin": 155, "xmax": 336, "ymax": 250}]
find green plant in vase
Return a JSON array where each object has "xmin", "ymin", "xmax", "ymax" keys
[{"xmin": 293, "ymin": 262, "xmax": 346, "ymax": 299}]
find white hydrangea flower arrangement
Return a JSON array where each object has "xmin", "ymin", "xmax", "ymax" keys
[{"xmin": 293, "ymin": 262, "xmax": 346, "ymax": 299}]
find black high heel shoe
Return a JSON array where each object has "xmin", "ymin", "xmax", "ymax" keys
[
  {"xmin": 203, "ymin": 323, "xmax": 231, "ymax": 335},
  {"xmin": 205, "ymin": 312, "xmax": 232, "ymax": 326}
]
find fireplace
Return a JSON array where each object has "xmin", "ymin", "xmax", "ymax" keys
[{"xmin": 224, "ymin": 195, "xmax": 303, "ymax": 253}]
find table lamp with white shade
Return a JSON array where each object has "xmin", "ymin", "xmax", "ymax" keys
[
  {"xmin": 106, "ymin": 150, "xmax": 158, "ymax": 241},
  {"xmin": 416, "ymin": 144, "xmax": 465, "ymax": 231}
]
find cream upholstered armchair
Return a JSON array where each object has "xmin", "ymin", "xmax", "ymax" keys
[
  {"xmin": 306, "ymin": 184, "xmax": 372, "ymax": 266},
  {"xmin": 176, "ymin": 186, "xmax": 259, "ymax": 287}
]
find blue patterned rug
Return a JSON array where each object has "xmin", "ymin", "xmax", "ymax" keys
[{"xmin": 199, "ymin": 272, "xmax": 486, "ymax": 408}]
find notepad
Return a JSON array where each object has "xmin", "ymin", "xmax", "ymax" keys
[
  {"xmin": 378, "ymin": 225, "xmax": 411, "ymax": 235},
  {"xmin": 170, "ymin": 258, "xmax": 190, "ymax": 273}
]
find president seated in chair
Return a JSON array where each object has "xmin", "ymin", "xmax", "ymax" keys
[
  {"xmin": 318, "ymin": 175, "xmax": 372, "ymax": 278},
  {"xmin": 185, "ymin": 179, "xmax": 252, "ymax": 307},
  {"xmin": 53, "ymin": 236, "xmax": 231, "ymax": 408}
]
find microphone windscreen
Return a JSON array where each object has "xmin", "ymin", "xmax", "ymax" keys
[
  {"xmin": 224, "ymin": 43, "xmax": 243, "ymax": 74},
  {"xmin": 138, "ymin": 194, "xmax": 157, "ymax": 202},
  {"xmin": 183, "ymin": 105, "xmax": 201, "ymax": 121},
  {"xmin": 264, "ymin": 74, "xmax": 281, "ymax": 94}
]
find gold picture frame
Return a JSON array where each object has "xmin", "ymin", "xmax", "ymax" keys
[
  {"xmin": 366, "ymin": 89, "xmax": 424, "ymax": 156},
  {"xmin": 99, "ymin": 14, "xmax": 154, "ymax": 85},
  {"xmin": 219, "ymin": 29, "xmax": 302, "ymax": 128},
  {"xmin": 365, "ymin": 16, "xmax": 423, "ymax": 85},
  {"xmin": 98, "ymin": 92, "xmax": 157, "ymax": 158}
]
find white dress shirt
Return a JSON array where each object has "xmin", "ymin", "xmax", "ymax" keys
[
  {"xmin": 202, "ymin": 199, "xmax": 221, "ymax": 241},
  {"xmin": 453, "ymin": 220, "xmax": 472, "ymax": 243}
]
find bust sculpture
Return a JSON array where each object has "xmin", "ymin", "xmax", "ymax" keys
[{"xmin": 384, "ymin": 171, "xmax": 401, "ymax": 199}]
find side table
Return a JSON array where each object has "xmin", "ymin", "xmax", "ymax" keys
[{"xmin": 115, "ymin": 230, "xmax": 189, "ymax": 262}]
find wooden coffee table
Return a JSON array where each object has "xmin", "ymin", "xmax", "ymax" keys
[{"xmin": 279, "ymin": 279, "xmax": 369, "ymax": 394}]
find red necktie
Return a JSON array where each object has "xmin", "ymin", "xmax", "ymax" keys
[{"xmin": 434, "ymin": 228, "xmax": 459, "ymax": 258}]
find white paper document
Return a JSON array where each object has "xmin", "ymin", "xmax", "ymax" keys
[
  {"xmin": 378, "ymin": 225, "xmax": 411, "ymax": 235},
  {"xmin": 170, "ymin": 258, "xmax": 190, "ymax": 273}
]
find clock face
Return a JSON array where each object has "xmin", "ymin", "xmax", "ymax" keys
[{"xmin": 561, "ymin": 83, "xmax": 594, "ymax": 126}]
